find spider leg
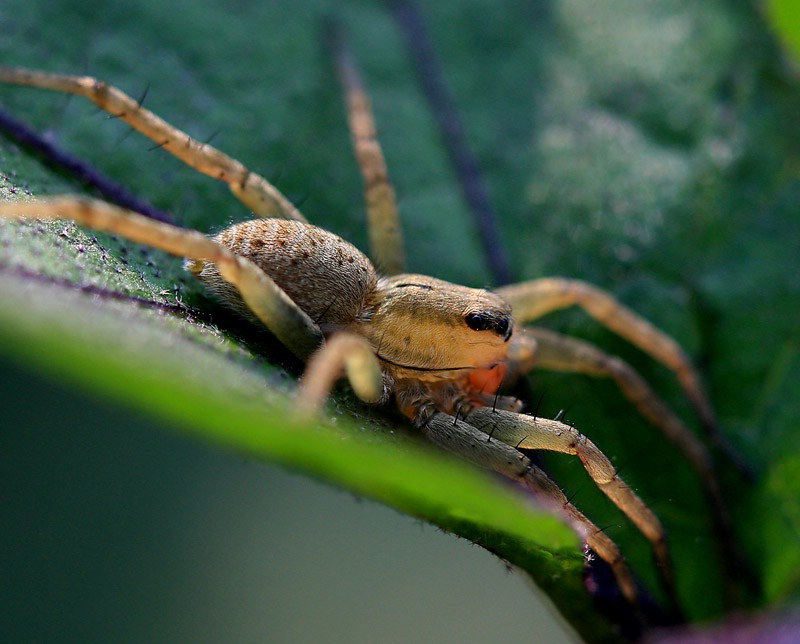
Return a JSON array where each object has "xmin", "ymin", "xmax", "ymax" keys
[
  {"xmin": 296, "ymin": 332, "xmax": 385, "ymax": 418},
  {"xmin": 512, "ymin": 326, "xmax": 729, "ymax": 519},
  {"xmin": 507, "ymin": 311, "xmax": 755, "ymax": 602},
  {"xmin": 0, "ymin": 67, "xmax": 305, "ymax": 221},
  {"xmin": 0, "ymin": 196, "xmax": 323, "ymax": 359},
  {"xmin": 496, "ymin": 277, "xmax": 750, "ymax": 478},
  {"xmin": 327, "ymin": 22, "xmax": 406, "ymax": 275},
  {"xmin": 421, "ymin": 411, "xmax": 642, "ymax": 608},
  {"xmin": 463, "ymin": 406, "xmax": 678, "ymax": 609}
]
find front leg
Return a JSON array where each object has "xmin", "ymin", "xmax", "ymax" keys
[
  {"xmin": 420, "ymin": 411, "xmax": 642, "ymax": 608},
  {"xmin": 509, "ymin": 327, "xmax": 720, "ymax": 489},
  {"xmin": 506, "ymin": 323, "xmax": 746, "ymax": 596},
  {"xmin": 496, "ymin": 278, "xmax": 721, "ymax": 446},
  {"xmin": 463, "ymin": 406, "xmax": 677, "ymax": 609}
]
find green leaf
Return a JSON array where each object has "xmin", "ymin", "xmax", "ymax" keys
[
  {"xmin": 1, "ymin": 0, "xmax": 799, "ymax": 641},
  {"xmin": 767, "ymin": 0, "xmax": 800, "ymax": 62}
]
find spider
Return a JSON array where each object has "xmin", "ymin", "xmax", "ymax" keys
[{"xmin": 0, "ymin": 44, "xmax": 739, "ymax": 614}]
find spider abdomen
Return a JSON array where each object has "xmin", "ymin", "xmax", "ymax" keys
[{"xmin": 189, "ymin": 219, "xmax": 377, "ymax": 329}]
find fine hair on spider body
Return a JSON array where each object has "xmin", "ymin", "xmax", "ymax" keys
[{"xmin": 0, "ymin": 45, "xmax": 748, "ymax": 620}]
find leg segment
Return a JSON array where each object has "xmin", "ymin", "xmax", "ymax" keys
[
  {"xmin": 0, "ymin": 67, "xmax": 305, "ymax": 221},
  {"xmin": 326, "ymin": 24, "xmax": 406, "ymax": 275},
  {"xmin": 0, "ymin": 196, "xmax": 323, "ymax": 359},
  {"xmin": 497, "ymin": 277, "xmax": 712, "ymax": 424},
  {"xmin": 421, "ymin": 411, "xmax": 641, "ymax": 607},
  {"xmin": 496, "ymin": 277, "xmax": 749, "ymax": 476},
  {"xmin": 513, "ymin": 327, "xmax": 739, "ymax": 567},
  {"xmin": 464, "ymin": 406, "xmax": 677, "ymax": 606},
  {"xmin": 505, "ymin": 303, "xmax": 753, "ymax": 598},
  {"xmin": 296, "ymin": 332, "xmax": 385, "ymax": 418},
  {"xmin": 513, "ymin": 327, "xmax": 719, "ymax": 484}
]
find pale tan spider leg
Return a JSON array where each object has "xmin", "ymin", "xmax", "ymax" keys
[
  {"xmin": 519, "ymin": 327, "xmax": 754, "ymax": 602},
  {"xmin": 506, "ymin": 302, "xmax": 753, "ymax": 600},
  {"xmin": 421, "ymin": 411, "xmax": 641, "ymax": 606},
  {"xmin": 463, "ymin": 406, "xmax": 677, "ymax": 606},
  {"xmin": 513, "ymin": 327, "xmax": 724, "ymax": 502},
  {"xmin": 0, "ymin": 196, "xmax": 323, "ymax": 359},
  {"xmin": 296, "ymin": 332, "xmax": 385, "ymax": 419},
  {"xmin": 328, "ymin": 25, "xmax": 406, "ymax": 275},
  {"xmin": 496, "ymin": 277, "xmax": 748, "ymax": 476},
  {"xmin": 0, "ymin": 67, "xmax": 305, "ymax": 222}
]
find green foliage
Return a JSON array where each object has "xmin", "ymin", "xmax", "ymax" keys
[
  {"xmin": 1, "ymin": 0, "xmax": 799, "ymax": 640},
  {"xmin": 768, "ymin": 0, "xmax": 800, "ymax": 62}
]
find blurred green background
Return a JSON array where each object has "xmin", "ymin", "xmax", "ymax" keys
[{"xmin": 1, "ymin": 0, "xmax": 799, "ymax": 641}]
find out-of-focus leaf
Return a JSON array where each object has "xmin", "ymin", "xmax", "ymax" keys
[{"xmin": 767, "ymin": 0, "xmax": 800, "ymax": 62}]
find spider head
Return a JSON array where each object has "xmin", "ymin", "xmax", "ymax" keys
[{"xmin": 367, "ymin": 274, "xmax": 513, "ymax": 378}]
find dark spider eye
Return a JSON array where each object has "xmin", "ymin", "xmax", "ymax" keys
[
  {"xmin": 493, "ymin": 316, "xmax": 510, "ymax": 337},
  {"xmin": 465, "ymin": 312, "xmax": 512, "ymax": 339},
  {"xmin": 465, "ymin": 312, "xmax": 490, "ymax": 331}
]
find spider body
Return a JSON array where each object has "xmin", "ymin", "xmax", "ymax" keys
[{"xmin": 191, "ymin": 217, "xmax": 516, "ymax": 420}]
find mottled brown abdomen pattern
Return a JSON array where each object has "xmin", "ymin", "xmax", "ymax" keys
[{"xmin": 190, "ymin": 219, "xmax": 377, "ymax": 328}]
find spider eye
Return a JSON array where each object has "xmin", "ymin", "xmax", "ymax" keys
[
  {"xmin": 465, "ymin": 312, "xmax": 491, "ymax": 331},
  {"xmin": 494, "ymin": 317, "xmax": 510, "ymax": 337},
  {"xmin": 465, "ymin": 311, "xmax": 512, "ymax": 340}
]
